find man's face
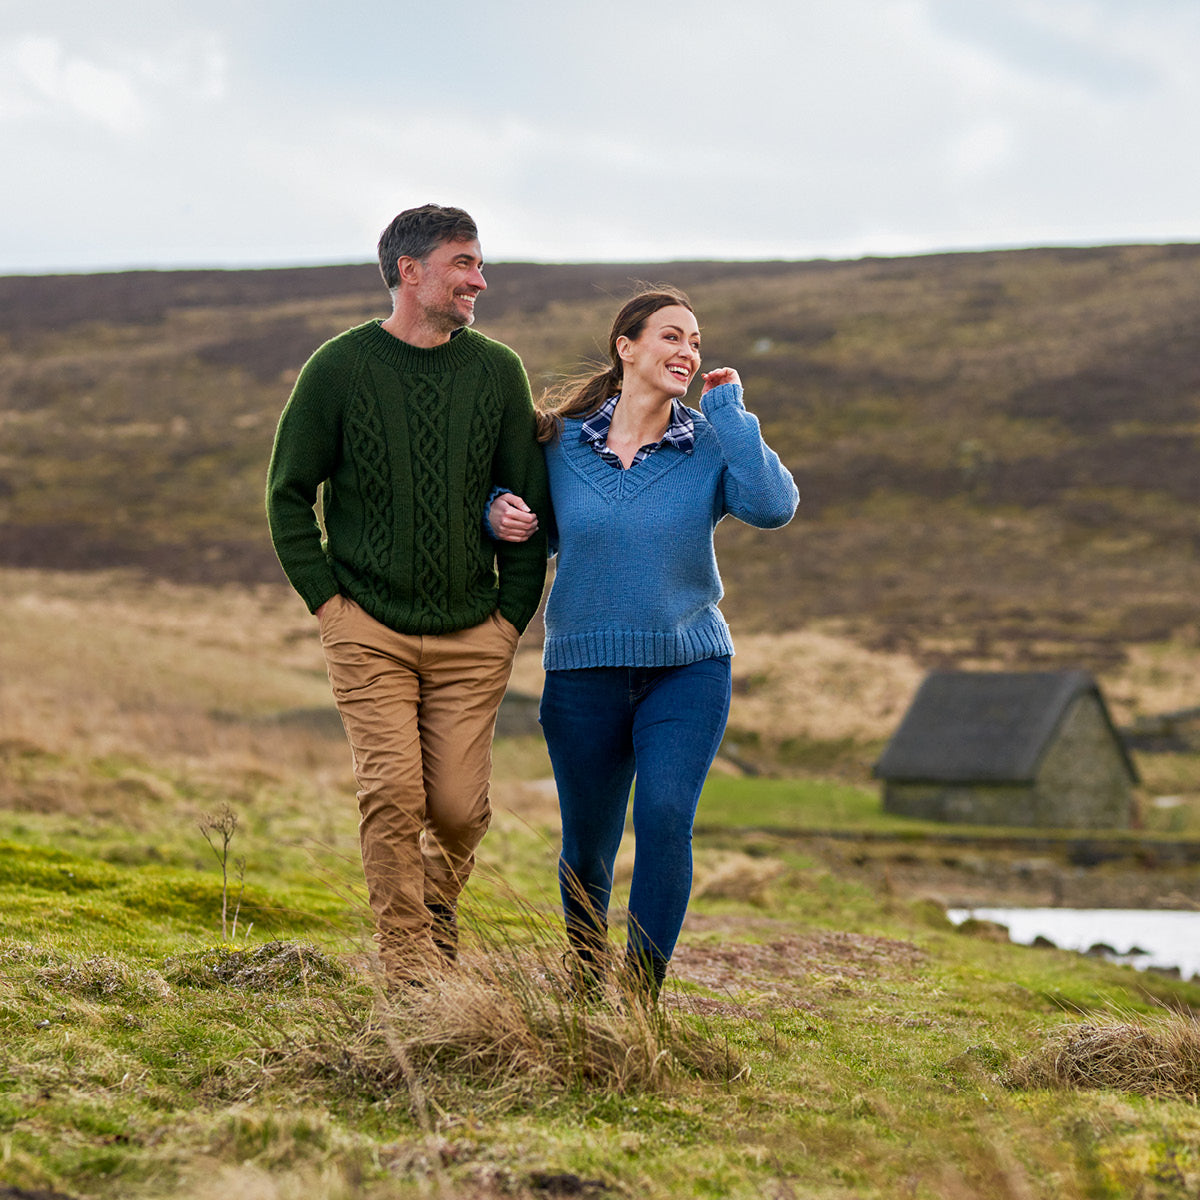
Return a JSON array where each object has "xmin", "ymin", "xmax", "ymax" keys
[{"xmin": 411, "ymin": 238, "xmax": 487, "ymax": 332}]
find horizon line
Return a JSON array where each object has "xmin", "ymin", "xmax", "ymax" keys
[{"xmin": 3, "ymin": 236, "xmax": 1199, "ymax": 281}]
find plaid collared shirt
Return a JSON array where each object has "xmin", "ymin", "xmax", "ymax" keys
[{"xmin": 579, "ymin": 395, "xmax": 695, "ymax": 468}]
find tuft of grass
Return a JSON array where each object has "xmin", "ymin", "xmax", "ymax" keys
[
  {"xmin": 1010, "ymin": 1014, "xmax": 1200, "ymax": 1101},
  {"xmin": 383, "ymin": 957, "xmax": 735, "ymax": 1100},
  {"xmin": 162, "ymin": 941, "xmax": 352, "ymax": 992},
  {"xmin": 370, "ymin": 892, "xmax": 737, "ymax": 1109},
  {"xmin": 32, "ymin": 953, "xmax": 173, "ymax": 1003},
  {"xmin": 692, "ymin": 850, "xmax": 787, "ymax": 906}
]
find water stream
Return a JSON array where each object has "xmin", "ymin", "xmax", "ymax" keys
[{"xmin": 946, "ymin": 908, "xmax": 1200, "ymax": 980}]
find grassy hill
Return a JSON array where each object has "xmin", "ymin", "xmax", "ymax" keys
[
  {"xmin": 2, "ymin": 244, "xmax": 1200, "ymax": 670},
  {"xmin": 6, "ymin": 246, "xmax": 1200, "ymax": 1197},
  {"xmin": 4, "ymin": 566, "xmax": 1200, "ymax": 1199}
]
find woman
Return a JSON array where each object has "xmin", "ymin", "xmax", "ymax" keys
[{"xmin": 491, "ymin": 287, "xmax": 798, "ymax": 998}]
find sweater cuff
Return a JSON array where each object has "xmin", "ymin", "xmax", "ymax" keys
[
  {"xmin": 498, "ymin": 601, "xmax": 531, "ymax": 635},
  {"xmin": 699, "ymin": 381, "xmax": 744, "ymax": 416},
  {"xmin": 290, "ymin": 571, "xmax": 340, "ymax": 615},
  {"xmin": 483, "ymin": 486, "xmax": 512, "ymax": 540}
]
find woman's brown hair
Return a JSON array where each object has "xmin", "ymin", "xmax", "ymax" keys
[{"xmin": 534, "ymin": 286, "xmax": 694, "ymax": 443}]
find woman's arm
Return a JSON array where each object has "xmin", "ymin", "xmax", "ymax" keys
[{"xmin": 700, "ymin": 371, "xmax": 799, "ymax": 529}]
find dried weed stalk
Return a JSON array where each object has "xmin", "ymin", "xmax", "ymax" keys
[{"xmin": 198, "ymin": 801, "xmax": 247, "ymax": 941}]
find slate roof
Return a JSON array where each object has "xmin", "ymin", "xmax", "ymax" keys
[{"xmin": 873, "ymin": 669, "xmax": 1139, "ymax": 785}]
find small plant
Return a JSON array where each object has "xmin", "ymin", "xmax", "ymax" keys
[{"xmin": 198, "ymin": 802, "xmax": 249, "ymax": 942}]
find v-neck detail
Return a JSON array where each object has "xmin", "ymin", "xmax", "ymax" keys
[
  {"xmin": 561, "ymin": 415, "xmax": 695, "ymax": 498},
  {"xmin": 579, "ymin": 395, "xmax": 695, "ymax": 470}
]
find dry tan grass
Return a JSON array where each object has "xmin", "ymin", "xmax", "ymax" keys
[
  {"xmin": 1103, "ymin": 641, "xmax": 1200, "ymax": 726},
  {"xmin": 726, "ymin": 626, "xmax": 925, "ymax": 743},
  {"xmin": 0, "ymin": 566, "xmax": 349, "ymax": 786},
  {"xmin": 397, "ymin": 886, "xmax": 737, "ymax": 1100},
  {"xmin": 691, "ymin": 851, "xmax": 788, "ymax": 906},
  {"xmin": 511, "ymin": 622, "xmax": 925, "ymax": 746},
  {"xmin": 389, "ymin": 956, "xmax": 724, "ymax": 1093},
  {"xmin": 1010, "ymin": 1015, "xmax": 1200, "ymax": 1101},
  {"xmin": 723, "ymin": 625, "xmax": 1200, "ymax": 745},
  {"xmin": 8, "ymin": 564, "xmax": 1200, "ymax": 841},
  {"xmin": 267, "ymin": 942, "xmax": 737, "ymax": 1114},
  {"xmin": 11, "ymin": 564, "xmax": 1200, "ymax": 761},
  {"xmin": 182, "ymin": 1162, "xmax": 367, "ymax": 1200},
  {"xmin": 0, "ymin": 568, "xmax": 333, "ymax": 765}
]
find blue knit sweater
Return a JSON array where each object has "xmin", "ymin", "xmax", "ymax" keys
[{"xmin": 542, "ymin": 382, "xmax": 798, "ymax": 671}]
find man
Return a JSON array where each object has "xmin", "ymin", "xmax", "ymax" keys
[{"xmin": 266, "ymin": 204, "xmax": 549, "ymax": 985}]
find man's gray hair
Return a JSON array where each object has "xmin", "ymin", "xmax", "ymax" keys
[{"xmin": 377, "ymin": 204, "xmax": 478, "ymax": 291}]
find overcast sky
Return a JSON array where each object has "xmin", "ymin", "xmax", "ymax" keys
[{"xmin": 2, "ymin": 0, "xmax": 1198, "ymax": 275}]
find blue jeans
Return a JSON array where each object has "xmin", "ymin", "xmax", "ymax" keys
[{"xmin": 539, "ymin": 657, "xmax": 732, "ymax": 985}]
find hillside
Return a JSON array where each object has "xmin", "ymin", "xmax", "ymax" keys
[{"xmin": 2, "ymin": 245, "xmax": 1199, "ymax": 670}]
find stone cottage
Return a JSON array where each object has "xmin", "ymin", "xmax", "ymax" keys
[{"xmin": 873, "ymin": 670, "xmax": 1138, "ymax": 830}]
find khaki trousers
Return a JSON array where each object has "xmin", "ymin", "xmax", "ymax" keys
[{"xmin": 318, "ymin": 595, "xmax": 519, "ymax": 980}]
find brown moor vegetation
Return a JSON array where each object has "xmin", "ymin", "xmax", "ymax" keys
[{"xmin": 2, "ymin": 243, "xmax": 1199, "ymax": 673}]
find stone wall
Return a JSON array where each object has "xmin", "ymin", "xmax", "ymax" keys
[
  {"xmin": 1033, "ymin": 694, "xmax": 1133, "ymax": 829},
  {"xmin": 883, "ymin": 781, "xmax": 1038, "ymax": 826}
]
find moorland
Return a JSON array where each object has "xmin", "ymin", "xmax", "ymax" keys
[
  {"xmin": 3, "ymin": 245, "xmax": 1200, "ymax": 1199},
  {"xmin": 5, "ymin": 243, "xmax": 1200, "ymax": 664}
]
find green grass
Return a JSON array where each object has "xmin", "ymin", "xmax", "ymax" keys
[
  {"xmin": 700, "ymin": 772, "xmax": 1200, "ymax": 841},
  {"xmin": 4, "ymin": 566, "xmax": 1200, "ymax": 1198},
  {"xmin": 4, "ymin": 763, "xmax": 1200, "ymax": 1199},
  {"xmin": 0, "ymin": 837, "xmax": 358, "ymax": 954},
  {"xmin": 699, "ymin": 774, "xmax": 913, "ymax": 831}
]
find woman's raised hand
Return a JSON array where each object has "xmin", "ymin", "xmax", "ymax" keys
[{"xmin": 700, "ymin": 367, "xmax": 741, "ymax": 395}]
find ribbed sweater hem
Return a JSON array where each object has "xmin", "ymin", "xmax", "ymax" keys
[
  {"xmin": 338, "ymin": 571, "xmax": 501, "ymax": 637},
  {"xmin": 542, "ymin": 620, "xmax": 734, "ymax": 671}
]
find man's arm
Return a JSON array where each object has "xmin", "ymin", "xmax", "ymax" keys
[
  {"xmin": 489, "ymin": 356, "xmax": 550, "ymax": 632},
  {"xmin": 265, "ymin": 352, "xmax": 343, "ymax": 613}
]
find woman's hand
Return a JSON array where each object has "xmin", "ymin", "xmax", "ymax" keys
[
  {"xmin": 489, "ymin": 492, "xmax": 539, "ymax": 542},
  {"xmin": 700, "ymin": 367, "xmax": 741, "ymax": 396}
]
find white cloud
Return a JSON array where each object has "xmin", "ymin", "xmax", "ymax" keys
[
  {"xmin": 2, "ymin": 35, "xmax": 147, "ymax": 133},
  {"xmin": 946, "ymin": 121, "xmax": 1017, "ymax": 181},
  {"xmin": 0, "ymin": 26, "xmax": 230, "ymax": 139},
  {"xmin": 133, "ymin": 32, "xmax": 229, "ymax": 102},
  {"xmin": 3, "ymin": 0, "xmax": 1200, "ymax": 272}
]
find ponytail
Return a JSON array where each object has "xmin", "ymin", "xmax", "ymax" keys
[{"xmin": 534, "ymin": 365, "xmax": 622, "ymax": 443}]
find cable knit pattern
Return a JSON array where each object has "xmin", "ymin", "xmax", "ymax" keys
[
  {"xmin": 464, "ymin": 378, "xmax": 504, "ymax": 582},
  {"xmin": 345, "ymin": 372, "xmax": 394, "ymax": 581},
  {"xmin": 405, "ymin": 375, "xmax": 452, "ymax": 623},
  {"xmin": 267, "ymin": 320, "xmax": 549, "ymax": 634},
  {"xmin": 542, "ymin": 382, "xmax": 798, "ymax": 670}
]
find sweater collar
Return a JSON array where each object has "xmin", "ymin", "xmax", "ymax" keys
[
  {"xmin": 579, "ymin": 395, "xmax": 695, "ymax": 460},
  {"xmin": 356, "ymin": 319, "xmax": 483, "ymax": 372}
]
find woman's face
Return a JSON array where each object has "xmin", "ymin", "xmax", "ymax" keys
[{"xmin": 617, "ymin": 304, "xmax": 702, "ymax": 399}]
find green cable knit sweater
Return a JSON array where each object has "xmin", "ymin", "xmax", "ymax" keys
[{"xmin": 266, "ymin": 320, "xmax": 549, "ymax": 634}]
